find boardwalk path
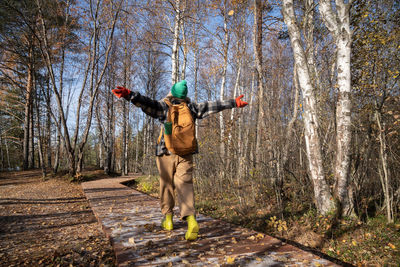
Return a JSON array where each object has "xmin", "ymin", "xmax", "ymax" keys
[{"xmin": 82, "ymin": 176, "xmax": 341, "ymax": 266}]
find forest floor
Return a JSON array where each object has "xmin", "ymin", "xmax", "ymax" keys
[{"xmin": 0, "ymin": 169, "xmax": 116, "ymax": 267}]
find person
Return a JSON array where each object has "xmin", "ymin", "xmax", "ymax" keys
[{"xmin": 112, "ymin": 80, "xmax": 248, "ymax": 241}]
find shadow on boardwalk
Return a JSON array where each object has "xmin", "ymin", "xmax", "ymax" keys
[{"xmin": 82, "ymin": 176, "xmax": 352, "ymax": 267}]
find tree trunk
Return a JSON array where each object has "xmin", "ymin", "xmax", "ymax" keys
[
  {"xmin": 253, "ymin": 0, "xmax": 264, "ymax": 168},
  {"xmin": 246, "ymin": 73, "xmax": 255, "ymax": 166},
  {"xmin": 45, "ymin": 77, "xmax": 52, "ymax": 169},
  {"xmin": 194, "ymin": 36, "xmax": 199, "ymax": 138},
  {"xmin": 122, "ymin": 102, "xmax": 128, "ymax": 175},
  {"xmin": 5, "ymin": 139, "xmax": 11, "ymax": 170},
  {"xmin": 219, "ymin": 6, "xmax": 230, "ymax": 160},
  {"xmin": 23, "ymin": 42, "xmax": 34, "ymax": 170},
  {"xmin": 29, "ymin": 101, "xmax": 35, "ymax": 169},
  {"xmin": 95, "ymin": 100, "xmax": 107, "ymax": 172},
  {"xmin": 180, "ymin": 12, "xmax": 187, "ymax": 81},
  {"xmin": 227, "ymin": 38, "xmax": 243, "ymax": 169},
  {"xmin": 53, "ymin": 119, "xmax": 61, "ymax": 173},
  {"xmin": 35, "ymin": 90, "xmax": 46, "ymax": 178},
  {"xmin": 124, "ymin": 111, "xmax": 129, "ymax": 174},
  {"xmin": 319, "ymin": 0, "xmax": 354, "ymax": 217},
  {"xmin": 375, "ymin": 110, "xmax": 393, "ymax": 223},
  {"xmin": 171, "ymin": 0, "xmax": 181, "ymax": 84},
  {"xmin": 134, "ymin": 111, "xmax": 140, "ymax": 173},
  {"xmin": 282, "ymin": 0, "xmax": 335, "ymax": 214},
  {"xmin": 122, "ymin": 26, "xmax": 129, "ymax": 175}
]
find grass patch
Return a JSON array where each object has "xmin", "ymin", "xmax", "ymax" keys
[
  {"xmin": 127, "ymin": 175, "xmax": 159, "ymax": 197},
  {"xmin": 320, "ymin": 216, "xmax": 400, "ymax": 265}
]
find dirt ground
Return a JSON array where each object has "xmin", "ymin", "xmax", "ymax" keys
[{"xmin": 0, "ymin": 170, "xmax": 115, "ymax": 267}]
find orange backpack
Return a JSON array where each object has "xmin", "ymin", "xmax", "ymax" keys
[{"xmin": 158, "ymin": 99, "xmax": 197, "ymax": 156}]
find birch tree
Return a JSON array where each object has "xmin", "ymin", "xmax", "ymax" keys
[
  {"xmin": 171, "ymin": 0, "xmax": 181, "ymax": 84},
  {"xmin": 282, "ymin": 0, "xmax": 335, "ymax": 214},
  {"xmin": 319, "ymin": 0, "xmax": 354, "ymax": 216}
]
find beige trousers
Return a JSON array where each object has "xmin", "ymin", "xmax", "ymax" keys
[{"xmin": 156, "ymin": 153, "xmax": 195, "ymax": 219}]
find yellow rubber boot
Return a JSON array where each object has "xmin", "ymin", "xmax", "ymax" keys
[
  {"xmin": 185, "ymin": 215, "xmax": 199, "ymax": 241},
  {"xmin": 161, "ymin": 214, "xmax": 173, "ymax": 231}
]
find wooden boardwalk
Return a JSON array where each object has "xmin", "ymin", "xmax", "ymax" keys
[{"xmin": 82, "ymin": 176, "xmax": 342, "ymax": 266}]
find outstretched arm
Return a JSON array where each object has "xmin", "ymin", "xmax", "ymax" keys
[
  {"xmin": 191, "ymin": 95, "xmax": 248, "ymax": 120},
  {"xmin": 112, "ymin": 86, "xmax": 167, "ymax": 120}
]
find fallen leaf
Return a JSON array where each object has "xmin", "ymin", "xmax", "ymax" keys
[
  {"xmin": 256, "ymin": 233, "xmax": 265, "ymax": 239},
  {"xmin": 226, "ymin": 256, "xmax": 236, "ymax": 264}
]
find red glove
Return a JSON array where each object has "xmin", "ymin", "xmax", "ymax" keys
[
  {"xmin": 235, "ymin": 95, "xmax": 248, "ymax": 108},
  {"xmin": 112, "ymin": 86, "xmax": 131, "ymax": 98}
]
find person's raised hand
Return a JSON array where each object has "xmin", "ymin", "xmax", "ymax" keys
[
  {"xmin": 235, "ymin": 95, "xmax": 248, "ymax": 108},
  {"xmin": 112, "ymin": 86, "xmax": 131, "ymax": 98}
]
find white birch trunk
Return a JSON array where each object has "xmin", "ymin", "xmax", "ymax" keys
[
  {"xmin": 219, "ymin": 9, "xmax": 229, "ymax": 159},
  {"xmin": 180, "ymin": 15, "xmax": 187, "ymax": 81},
  {"xmin": 282, "ymin": 0, "xmax": 335, "ymax": 214},
  {"xmin": 171, "ymin": 0, "xmax": 181, "ymax": 84},
  {"xmin": 319, "ymin": 0, "xmax": 354, "ymax": 216}
]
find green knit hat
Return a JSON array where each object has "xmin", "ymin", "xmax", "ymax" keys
[{"xmin": 171, "ymin": 80, "xmax": 188, "ymax": 99}]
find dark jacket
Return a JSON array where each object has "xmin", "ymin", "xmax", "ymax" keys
[{"xmin": 127, "ymin": 91, "xmax": 237, "ymax": 156}]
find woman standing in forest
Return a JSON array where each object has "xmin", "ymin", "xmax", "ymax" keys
[{"xmin": 112, "ymin": 80, "xmax": 248, "ymax": 241}]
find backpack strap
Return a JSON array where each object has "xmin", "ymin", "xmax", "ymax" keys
[
  {"xmin": 158, "ymin": 99, "xmax": 172, "ymax": 144},
  {"xmin": 157, "ymin": 127, "xmax": 163, "ymax": 144},
  {"xmin": 164, "ymin": 99, "xmax": 172, "ymax": 107}
]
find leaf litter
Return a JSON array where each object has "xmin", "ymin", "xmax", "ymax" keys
[{"xmin": 0, "ymin": 170, "xmax": 115, "ymax": 266}]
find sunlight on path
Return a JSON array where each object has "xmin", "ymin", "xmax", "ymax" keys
[{"xmin": 82, "ymin": 177, "xmax": 340, "ymax": 266}]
